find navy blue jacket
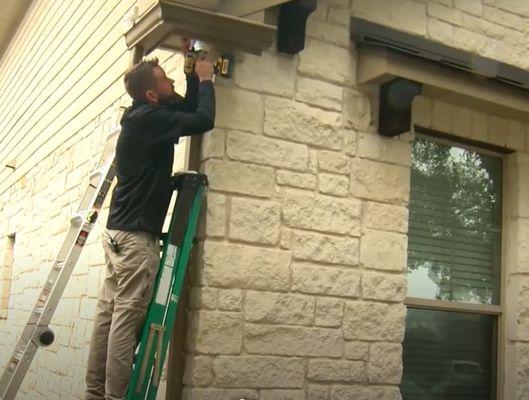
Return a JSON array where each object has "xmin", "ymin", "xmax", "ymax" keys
[{"xmin": 107, "ymin": 75, "xmax": 215, "ymax": 235}]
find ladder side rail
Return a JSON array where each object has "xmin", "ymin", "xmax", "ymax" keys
[{"xmin": 145, "ymin": 181, "xmax": 206, "ymax": 400}]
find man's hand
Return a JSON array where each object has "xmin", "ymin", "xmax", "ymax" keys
[{"xmin": 195, "ymin": 59, "xmax": 214, "ymax": 82}]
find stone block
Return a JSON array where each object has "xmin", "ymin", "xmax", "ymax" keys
[
  {"xmin": 315, "ymin": 297, "xmax": 344, "ymax": 327},
  {"xmin": 277, "ymin": 170, "xmax": 317, "ymax": 190},
  {"xmin": 187, "ymin": 311, "xmax": 243, "ymax": 354},
  {"xmin": 368, "ymin": 342, "xmax": 403, "ymax": 384},
  {"xmin": 362, "ymin": 202, "xmax": 408, "ymax": 233},
  {"xmin": 343, "ymin": 89, "xmax": 371, "ymax": 131},
  {"xmin": 201, "ymin": 129, "xmax": 225, "ymax": 160},
  {"xmin": 189, "ymin": 286, "xmax": 217, "ymax": 310},
  {"xmin": 227, "ymin": 130, "xmax": 309, "ymax": 171},
  {"xmin": 245, "ymin": 291, "xmax": 315, "ymax": 326},
  {"xmin": 328, "ymin": 7, "xmax": 350, "ymax": 26},
  {"xmin": 319, "ymin": 174, "xmax": 349, "ymax": 197},
  {"xmin": 213, "ymin": 356, "xmax": 305, "ymax": 388},
  {"xmin": 282, "ymin": 190, "xmax": 361, "ymax": 235},
  {"xmin": 217, "ymin": 289, "xmax": 243, "ymax": 311},
  {"xmin": 362, "ymin": 271, "xmax": 407, "ymax": 302},
  {"xmin": 483, "ymin": 6, "xmax": 525, "ymax": 30},
  {"xmin": 455, "ymin": 0, "xmax": 483, "ymax": 15},
  {"xmin": 183, "ymin": 355, "xmax": 214, "ymax": 386},
  {"xmin": 261, "ymin": 390, "xmax": 305, "ymax": 400},
  {"xmin": 292, "ymin": 231, "xmax": 360, "ymax": 266},
  {"xmin": 343, "ymin": 302, "xmax": 406, "ymax": 341},
  {"xmin": 298, "ymin": 39, "xmax": 355, "ymax": 85},
  {"xmin": 245, "ymin": 324, "xmax": 343, "ymax": 357},
  {"xmin": 427, "ymin": 17, "xmax": 454, "ymax": 44},
  {"xmin": 183, "ymin": 388, "xmax": 259, "ymax": 400},
  {"xmin": 235, "ymin": 52, "xmax": 296, "ymax": 97},
  {"xmin": 306, "ymin": 19, "xmax": 350, "ymax": 47},
  {"xmin": 296, "ymin": 77, "xmax": 342, "ymax": 111},
  {"xmin": 350, "ymin": 159, "xmax": 410, "ymax": 205},
  {"xmin": 229, "ymin": 197, "xmax": 280, "ymax": 245},
  {"xmin": 317, "ymin": 150, "xmax": 350, "ymax": 173},
  {"xmin": 428, "ymin": 2, "xmax": 462, "ymax": 24},
  {"xmin": 308, "ymin": 359, "xmax": 365, "ymax": 382},
  {"xmin": 215, "ymin": 87, "xmax": 264, "ymax": 133},
  {"xmin": 360, "ymin": 229, "xmax": 407, "ymax": 271},
  {"xmin": 344, "ymin": 341, "xmax": 369, "ymax": 360},
  {"xmin": 265, "ymin": 97, "xmax": 343, "ymax": 150},
  {"xmin": 202, "ymin": 242, "xmax": 290, "ymax": 291},
  {"xmin": 330, "ymin": 385, "xmax": 401, "ymax": 400},
  {"xmin": 357, "ymin": 132, "xmax": 411, "ymax": 167},
  {"xmin": 203, "ymin": 192, "xmax": 226, "ymax": 237},
  {"xmin": 308, "ymin": 384, "xmax": 329, "ymax": 400},
  {"xmin": 292, "ymin": 262, "xmax": 360, "ymax": 298},
  {"xmin": 204, "ymin": 160, "xmax": 275, "ymax": 198},
  {"xmin": 352, "ymin": 0, "xmax": 427, "ymax": 36}
]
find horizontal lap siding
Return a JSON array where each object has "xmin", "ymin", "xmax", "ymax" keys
[{"xmin": 0, "ymin": 0, "xmax": 133, "ymax": 196}]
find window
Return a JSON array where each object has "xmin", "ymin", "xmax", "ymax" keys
[
  {"xmin": 1, "ymin": 234, "xmax": 15, "ymax": 319},
  {"xmin": 401, "ymin": 135, "xmax": 502, "ymax": 399}
]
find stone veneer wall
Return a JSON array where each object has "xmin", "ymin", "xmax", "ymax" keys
[{"xmin": 183, "ymin": 0, "xmax": 529, "ymax": 399}]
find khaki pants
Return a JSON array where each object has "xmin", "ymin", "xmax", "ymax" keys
[{"xmin": 85, "ymin": 229, "xmax": 159, "ymax": 400}]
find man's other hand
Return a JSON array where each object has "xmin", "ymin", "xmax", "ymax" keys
[{"xmin": 195, "ymin": 59, "xmax": 214, "ymax": 82}]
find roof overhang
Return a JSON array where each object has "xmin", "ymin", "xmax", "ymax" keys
[
  {"xmin": 125, "ymin": 0, "xmax": 282, "ymax": 56},
  {"xmin": 0, "ymin": 0, "xmax": 32, "ymax": 60},
  {"xmin": 351, "ymin": 17, "xmax": 529, "ymax": 136}
]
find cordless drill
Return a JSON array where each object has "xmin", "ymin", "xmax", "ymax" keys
[{"xmin": 184, "ymin": 40, "xmax": 234, "ymax": 78}]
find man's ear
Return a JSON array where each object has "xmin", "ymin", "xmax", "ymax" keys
[{"xmin": 145, "ymin": 89, "xmax": 158, "ymax": 104}]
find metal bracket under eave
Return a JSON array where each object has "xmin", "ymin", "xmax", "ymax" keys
[
  {"xmin": 277, "ymin": 0, "xmax": 317, "ymax": 54},
  {"xmin": 124, "ymin": 1, "xmax": 277, "ymax": 56},
  {"xmin": 379, "ymin": 78, "xmax": 422, "ymax": 137}
]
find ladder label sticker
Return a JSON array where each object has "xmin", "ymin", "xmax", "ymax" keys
[
  {"xmin": 165, "ymin": 244, "xmax": 177, "ymax": 265},
  {"xmin": 75, "ymin": 230, "xmax": 89, "ymax": 247},
  {"xmin": 155, "ymin": 266, "xmax": 172, "ymax": 306}
]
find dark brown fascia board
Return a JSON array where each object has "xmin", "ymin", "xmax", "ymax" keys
[{"xmin": 125, "ymin": 1, "xmax": 277, "ymax": 55}]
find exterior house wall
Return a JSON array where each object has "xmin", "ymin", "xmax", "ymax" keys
[
  {"xmin": 0, "ymin": 0, "xmax": 528, "ymax": 399},
  {"xmin": 186, "ymin": 0, "xmax": 529, "ymax": 399},
  {"xmin": 0, "ymin": 1, "xmax": 188, "ymax": 398}
]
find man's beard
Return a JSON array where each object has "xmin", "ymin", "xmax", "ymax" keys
[{"xmin": 158, "ymin": 91, "xmax": 178, "ymax": 106}]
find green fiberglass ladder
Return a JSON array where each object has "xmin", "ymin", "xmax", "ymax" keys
[{"xmin": 127, "ymin": 172, "xmax": 207, "ymax": 400}]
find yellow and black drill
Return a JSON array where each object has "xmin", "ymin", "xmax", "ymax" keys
[{"xmin": 184, "ymin": 40, "xmax": 233, "ymax": 78}]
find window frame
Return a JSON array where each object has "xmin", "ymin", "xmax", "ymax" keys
[{"xmin": 404, "ymin": 128, "xmax": 506, "ymax": 400}]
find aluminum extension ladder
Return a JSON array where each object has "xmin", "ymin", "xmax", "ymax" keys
[{"xmin": 0, "ymin": 127, "xmax": 120, "ymax": 399}]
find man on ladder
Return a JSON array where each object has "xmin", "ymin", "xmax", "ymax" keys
[{"xmin": 84, "ymin": 41, "xmax": 216, "ymax": 400}]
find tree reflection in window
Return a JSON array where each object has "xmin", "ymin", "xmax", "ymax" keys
[{"xmin": 407, "ymin": 138, "xmax": 502, "ymax": 305}]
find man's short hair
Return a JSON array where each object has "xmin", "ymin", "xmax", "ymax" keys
[{"xmin": 123, "ymin": 57, "xmax": 160, "ymax": 102}]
